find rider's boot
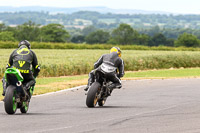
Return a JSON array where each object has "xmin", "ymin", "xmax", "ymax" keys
[
  {"xmin": 115, "ymin": 83, "xmax": 122, "ymax": 89},
  {"xmin": 84, "ymin": 71, "xmax": 95, "ymax": 91},
  {"xmin": 25, "ymin": 80, "xmax": 35, "ymax": 89},
  {"xmin": 2, "ymin": 91, "xmax": 5, "ymax": 96},
  {"xmin": 2, "ymin": 78, "xmax": 7, "ymax": 96},
  {"xmin": 107, "ymin": 83, "xmax": 122, "ymax": 96},
  {"xmin": 84, "ymin": 85, "xmax": 89, "ymax": 91},
  {"xmin": 84, "ymin": 78, "xmax": 93, "ymax": 91},
  {"xmin": 84, "ymin": 82, "xmax": 92, "ymax": 91},
  {"xmin": 25, "ymin": 80, "xmax": 35, "ymax": 97},
  {"xmin": 107, "ymin": 88, "xmax": 112, "ymax": 96}
]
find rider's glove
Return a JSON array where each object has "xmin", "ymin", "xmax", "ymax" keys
[
  {"xmin": 33, "ymin": 65, "xmax": 40, "ymax": 78},
  {"xmin": 6, "ymin": 64, "xmax": 11, "ymax": 69}
]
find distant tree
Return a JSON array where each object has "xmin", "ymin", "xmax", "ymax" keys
[
  {"xmin": 160, "ymin": 28, "xmax": 179, "ymax": 39},
  {"xmin": 165, "ymin": 38, "xmax": 175, "ymax": 47},
  {"xmin": 2, "ymin": 11, "xmax": 200, "ymax": 30},
  {"xmin": 95, "ymin": 22, "xmax": 108, "ymax": 29},
  {"xmin": 107, "ymin": 23, "xmax": 119, "ymax": 29},
  {"xmin": 193, "ymin": 30, "xmax": 200, "ymax": 39},
  {"xmin": 110, "ymin": 23, "xmax": 138, "ymax": 45},
  {"xmin": 150, "ymin": 33, "xmax": 167, "ymax": 46},
  {"xmin": 67, "ymin": 28, "xmax": 82, "ymax": 37},
  {"xmin": 137, "ymin": 34, "xmax": 151, "ymax": 46},
  {"xmin": 81, "ymin": 26, "xmax": 97, "ymax": 36},
  {"xmin": 149, "ymin": 26, "xmax": 160, "ymax": 36},
  {"xmin": 91, "ymin": 19, "xmax": 98, "ymax": 25},
  {"xmin": 0, "ymin": 31, "xmax": 16, "ymax": 41},
  {"xmin": 0, "ymin": 23, "xmax": 7, "ymax": 31},
  {"xmin": 71, "ymin": 35, "xmax": 85, "ymax": 43},
  {"xmin": 14, "ymin": 21, "xmax": 40, "ymax": 41},
  {"xmin": 175, "ymin": 33, "xmax": 200, "ymax": 47},
  {"xmin": 85, "ymin": 30, "xmax": 110, "ymax": 44},
  {"xmin": 41, "ymin": 23, "xmax": 70, "ymax": 42}
]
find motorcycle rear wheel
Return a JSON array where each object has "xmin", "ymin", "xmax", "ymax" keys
[
  {"xmin": 86, "ymin": 82, "xmax": 101, "ymax": 107},
  {"xmin": 4, "ymin": 85, "xmax": 17, "ymax": 115}
]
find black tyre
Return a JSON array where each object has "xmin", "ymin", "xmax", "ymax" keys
[
  {"xmin": 4, "ymin": 85, "xmax": 17, "ymax": 115},
  {"xmin": 86, "ymin": 82, "xmax": 101, "ymax": 107},
  {"xmin": 20, "ymin": 101, "xmax": 29, "ymax": 113}
]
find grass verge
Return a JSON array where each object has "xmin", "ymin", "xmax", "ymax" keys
[
  {"xmin": 125, "ymin": 68, "xmax": 200, "ymax": 79},
  {"xmin": 0, "ymin": 68, "xmax": 200, "ymax": 101}
]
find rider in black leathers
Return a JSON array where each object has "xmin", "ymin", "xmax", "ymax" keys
[
  {"xmin": 2, "ymin": 40, "xmax": 40, "ymax": 96},
  {"xmin": 85, "ymin": 47, "xmax": 124, "ymax": 93}
]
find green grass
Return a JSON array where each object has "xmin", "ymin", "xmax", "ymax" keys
[
  {"xmin": 125, "ymin": 68, "xmax": 200, "ymax": 78},
  {"xmin": 1, "ymin": 68, "xmax": 200, "ymax": 101},
  {"xmin": 1, "ymin": 49, "xmax": 200, "ymax": 78},
  {"xmin": 36, "ymin": 75, "xmax": 88, "ymax": 85}
]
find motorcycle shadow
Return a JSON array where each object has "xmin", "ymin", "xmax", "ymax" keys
[
  {"xmin": 94, "ymin": 105, "xmax": 137, "ymax": 109},
  {"xmin": 7, "ymin": 112, "xmax": 64, "ymax": 116}
]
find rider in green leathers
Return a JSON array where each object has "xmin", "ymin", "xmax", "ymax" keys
[{"xmin": 2, "ymin": 40, "xmax": 40, "ymax": 96}]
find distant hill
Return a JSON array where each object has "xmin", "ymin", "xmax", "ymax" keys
[
  {"xmin": 0, "ymin": 6, "xmax": 172, "ymax": 14},
  {"xmin": 1, "ymin": 7, "xmax": 200, "ymax": 30}
]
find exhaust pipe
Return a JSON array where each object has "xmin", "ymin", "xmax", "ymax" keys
[
  {"xmin": 16, "ymin": 81, "xmax": 30, "ymax": 101},
  {"xmin": 16, "ymin": 81, "xmax": 22, "ymax": 86}
]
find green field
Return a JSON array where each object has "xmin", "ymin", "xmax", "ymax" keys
[
  {"xmin": 1, "ymin": 49, "xmax": 200, "ymax": 78},
  {"xmin": 125, "ymin": 68, "xmax": 200, "ymax": 78}
]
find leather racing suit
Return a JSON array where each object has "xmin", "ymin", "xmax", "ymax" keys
[
  {"xmin": 85, "ymin": 52, "xmax": 124, "ymax": 91},
  {"xmin": 2, "ymin": 45, "xmax": 40, "ymax": 96}
]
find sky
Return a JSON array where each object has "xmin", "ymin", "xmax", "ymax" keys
[{"xmin": 1, "ymin": 0, "xmax": 200, "ymax": 14}]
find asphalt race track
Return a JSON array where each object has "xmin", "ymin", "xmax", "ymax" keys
[{"xmin": 1, "ymin": 78, "xmax": 200, "ymax": 133}]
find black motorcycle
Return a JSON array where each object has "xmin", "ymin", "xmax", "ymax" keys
[{"xmin": 86, "ymin": 63, "xmax": 119, "ymax": 107}]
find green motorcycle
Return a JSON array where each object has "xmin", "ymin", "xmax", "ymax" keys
[{"xmin": 3, "ymin": 68, "xmax": 34, "ymax": 114}]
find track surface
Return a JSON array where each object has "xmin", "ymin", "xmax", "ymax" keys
[{"xmin": 1, "ymin": 79, "xmax": 200, "ymax": 133}]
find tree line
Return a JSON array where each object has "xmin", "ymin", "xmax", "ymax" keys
[
  {"xmin": 73, "ymin": 24, "xmax": 200, "ymax": 47},
  {"xmin": 0, "ymin": 21, "xmax": 200, "ymax": 47},
  {"xmin": 0, "ymin": 21, "xmax": 69, "ymax": 42}
]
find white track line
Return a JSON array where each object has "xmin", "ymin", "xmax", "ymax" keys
[
  {"xmin": 33, "ymin": 85, "xmax": 86, "ymax": 97},
  {"xmin": 0, "ymin": 85, "xmax": 86, "ymax": 103}
]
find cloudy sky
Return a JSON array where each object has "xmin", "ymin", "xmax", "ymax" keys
[{"xmin": 1, "ymin": 0, "xmax": 200, "ymax": 14}]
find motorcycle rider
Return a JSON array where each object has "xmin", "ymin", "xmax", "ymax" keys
[
  {"xmin": 84, "ymin": 47, "xmax": 124, "ymax": 94},
  {"xmin": 2, "ymin": 40, "xmax": 40, "ymax": 96}
]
